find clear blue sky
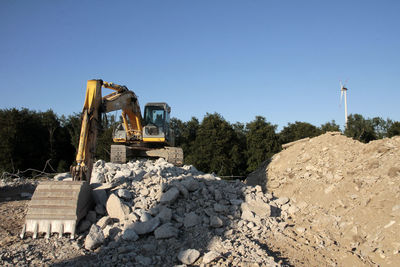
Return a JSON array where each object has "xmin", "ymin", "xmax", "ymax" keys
[{"xmin": 1, "ymin": 0, "xmax": 399, "ymax": 130}]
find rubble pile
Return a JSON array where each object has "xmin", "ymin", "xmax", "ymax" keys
[
  {"xmin": 76, "ymin": 158, "xmax": 294, "ymax": 266},
  {"xmin": 262, "ymin": 132, "xmax": 400, "ymax": 266},
  {"xmin": 1, "ymin": 159, "xmax": 298, "ymax": 266}
]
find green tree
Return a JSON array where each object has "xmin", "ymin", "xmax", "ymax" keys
[
  {"xmin": 95, "ymin": 114, "xmax": 117, "ymax": 161},
  {"xmin": 279, "ymin": 121, "xmax": 322, "ymax": 144},
  {"xmin": 387, "ymin": 121, "xmax": 400, "ymax": 137},
  {"xmin": 371, "ymin": 117, "xmax": 392, "ymax": 139},
  {"xmin": 171, "ymin": 117, "xmax": 199, "ymax": 166},
  {"xmin": 0, "ymin": 109, "xmax": 51, "ymax": 174},
  {"xmin": 245, "ymin": 116, "xmax": 281, "ymax": 172},
  {"xmin": 344, "ymin": 114, "xmax": 376, "ymax": 143},
  {"xmin": 64, "ymin": 113, "xmax": 82, "ymax": 150},
  {"xmin": 231, "ymin": 122, "xmax": 248, "ymax": 176},
  {"xmin": 191, "ymin": 113, "xmax": 242, "ymax": 176},
  {"xmin": 320, "ymin": 120, "xmax": 341, "ymax": 133}
]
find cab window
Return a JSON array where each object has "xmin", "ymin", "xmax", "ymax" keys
[{"xmin": 145, "ymin": 107, "xmax": 165, "ymax": 127}]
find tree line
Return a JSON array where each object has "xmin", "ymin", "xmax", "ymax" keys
[{"xmin": 0, "ymin": 108, "xmax": 399, "ymax": 178}]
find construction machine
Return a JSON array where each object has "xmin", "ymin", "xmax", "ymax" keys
[
  {"xmin": 70, "ymin": 79, "xmax": 183, "ymax": 181},
  {"xmin": 21, "ymin": 79, "xmax": 183, "ymax": 239}
]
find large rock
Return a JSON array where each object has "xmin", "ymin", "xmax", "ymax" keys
[
  {"xmin": 181, "ymin": 177, "xmax": 200, "ymax": 192},
  {"xmin": 157, "ymin": 206, "xmax": 172, "ymax": 223},
  {"xmin": 117, "ymin": 188, "xmax": 132, "ymax": 199},
  {"xmin": 203, "ymin": 251, "xmax": 220, "ymax": 264},
  {"xmin": 274, "ymin": 197, "xmax": 289, "ymax": 206},
  {"xmin": 122, "ymin": 228, "xmax": 139, "ymax": 241},
  {"xmin": 94, "ymin": 159, "xmax": 105, "ymax": 168},
  {"xmin": 84, "ymin": 224, "xmax": 105, "ymax": 250},
  {"xmin": 106, "ymin": 194, "xmax": 131, "ymax": 221},
  {"xmin": 184, "ymin": 212, "xmax": 201, "ymax": 228},
  {"xmin": 177, "ymin": 249, "xmax": 200, "ymax": 265},
  {"xmin": 210, "ymin": 215, "xmax": 223, "ymax": 228},
  {"xmin": 130, "ymin": 217, "xmax": 160, "ymax": 235},
  {"xmin": 241, "ymin": 201, "xmax": 271, "ymax": 218},
  {"xmin": 96, "ymin": 216, "xmax": 112, "ymax": 229},
  {"xmin": 91, "ymin": 170, "xmax": 105, "ymax": 184},
  {"xmin": 173, "ymin": 182, "xmax": 189, "ymax": 198},
  {"xmin": 154, "ymin": 223, "xmax": 179, "ymax": 239},
  {"xmin": 140, "ymin": 212, "xmax": 153, "ymax": 222},
  {"xmin": 103, "ymin": 226, "xmax": 121, "ymax": 239},
  {"xmin": 54, "ymin": 172, "xmax": 71, "ymax": 181},
  {"xmin": 160, "ymin": 187, "xmax": 180, "ymax": 204}
]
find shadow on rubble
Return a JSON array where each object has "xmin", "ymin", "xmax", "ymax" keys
[
  {"xmin": 245, "ymin": 159, "xmax": 270, "ymax": 192},
  {"xmin": 0, "ymin": 183, "xmax": 36, "ymax": 203},
  {"xmin": 51, "ymin": 175, "xmax": 291, "ymax": 266}
]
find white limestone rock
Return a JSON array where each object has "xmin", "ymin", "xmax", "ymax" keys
[
  {"xmin": 96, "ymin": 216, "xmax": 112, "ymax": 229},
  {"xmin": 154, "ymin": 223, "xmax": 179, "ymax": 239},
  {"xmin": 202, "ymin": 251, "xmax": 220, "ymax": 264},
  {"xmin": 84, "ymin": 224, "xmax": 105, "ymax": 250},
  {"xmin": 106, "ymin": 194, "xmax": 131, "ymax": 222},
  {"xmin": 130, "ymin": 217, "xmax": 160, "ymax": 235},
  {"xmin": 53, "ymin": 172, "xmax": 71, "ymax": 181},
  {"xmin": 177, "ymin": 249, "xmax": 200, "ymax": 265}
]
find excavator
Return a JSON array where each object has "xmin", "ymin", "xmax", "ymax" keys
[{"xmin": 20, "ymin": 79, "xmax": 183, "ymax": 239}]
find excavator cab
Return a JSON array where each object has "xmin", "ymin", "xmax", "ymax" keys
[{"xmin": 143, "ymin": 102, "xmax": 174, "ymax": 146}]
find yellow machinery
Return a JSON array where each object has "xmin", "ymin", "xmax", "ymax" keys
[
  {"xmin": 21, "ymin": 79, "xmax": 183, "ymax": 238},
  {"xmin": 71, "ymin": 79, "xmax": 183, "ymax": 182}
]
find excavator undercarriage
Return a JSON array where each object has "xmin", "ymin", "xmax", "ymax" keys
[{"xmin": 110, "ymin": 145, "xmax": 183, "ymax": 165}]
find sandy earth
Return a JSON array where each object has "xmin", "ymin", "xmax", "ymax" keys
[
  {"xmin": 1, "ymin": 133, "xmax": 399, "ymax": 266},
  {"xmin": 263, "ymin": 132, "xmax": 400, "ymax": 266}
]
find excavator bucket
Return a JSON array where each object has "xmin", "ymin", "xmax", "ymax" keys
[{"xmin": 20, "ymin": 181, "xmax": 93, "ymax": 239}]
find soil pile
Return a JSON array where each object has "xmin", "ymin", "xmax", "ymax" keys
[{"xmin": 265, "ymin": 132, "xmax": 400, "ymax": 266}]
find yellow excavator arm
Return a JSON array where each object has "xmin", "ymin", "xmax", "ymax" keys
[{"xmin": 71, "ymin": 79, "xmax": 143, "ymax": 182}]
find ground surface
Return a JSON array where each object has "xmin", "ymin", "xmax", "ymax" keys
[{"xmin": 1, "ymin": 133, "xmax": 399, "ymax": 266}]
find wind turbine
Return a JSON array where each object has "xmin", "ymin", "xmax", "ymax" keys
[{"xmin": 340, "ymin": 80, "xmax": 348, "ymax": 128}]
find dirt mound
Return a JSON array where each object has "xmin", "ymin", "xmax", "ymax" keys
[{"xmin": 265, "ymin": 132, "xmax": 400, "ymax": 266}]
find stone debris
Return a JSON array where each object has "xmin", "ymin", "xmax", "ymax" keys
[
  {"xmin": 154, "ymin": 223, "xmax": 179, "ymax": 239},
  {"xmin": 3, "ymin": 134, "xmax": 400, "ymax": 266},
  {"xmin": 121, "ymin": 228, "xmax": 139, "ymax": 241},
  {"xmin": 0, "ymin": 158, "xmax": 284, "ymax": 266},
  {"xmin": 177, "ymin": 248, "xmax": 200, "ymax": 265},
  {"xmin": 84, "ymin": 224, "xmax": 105, "ymax": 250},
  {"xmin": 106, "ymin": 193, "xmax": 131, "ymax": 222},
  {"xmin": 202, "ymin": 250, "xmax": 220, "ymax": 264},
  {"xmin": 160, "ymin": 186, "xmax": 180, "ymax": 204},
  {"xmin": 130, "ymin": 217, "xmax": 160, "ymax": 235}
]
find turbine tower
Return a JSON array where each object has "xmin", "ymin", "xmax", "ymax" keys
[{"xmin": 340, "ymin": 81, "xmax": 348, "ymax": 128}]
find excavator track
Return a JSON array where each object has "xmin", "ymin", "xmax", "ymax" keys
[
  {"xmin": 111, "ymin": 145, "xmax": 184, "ymax": 166},
  {"xmin": 20, "ymin": 181, "xmax": 93, "ymax": 239}
]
